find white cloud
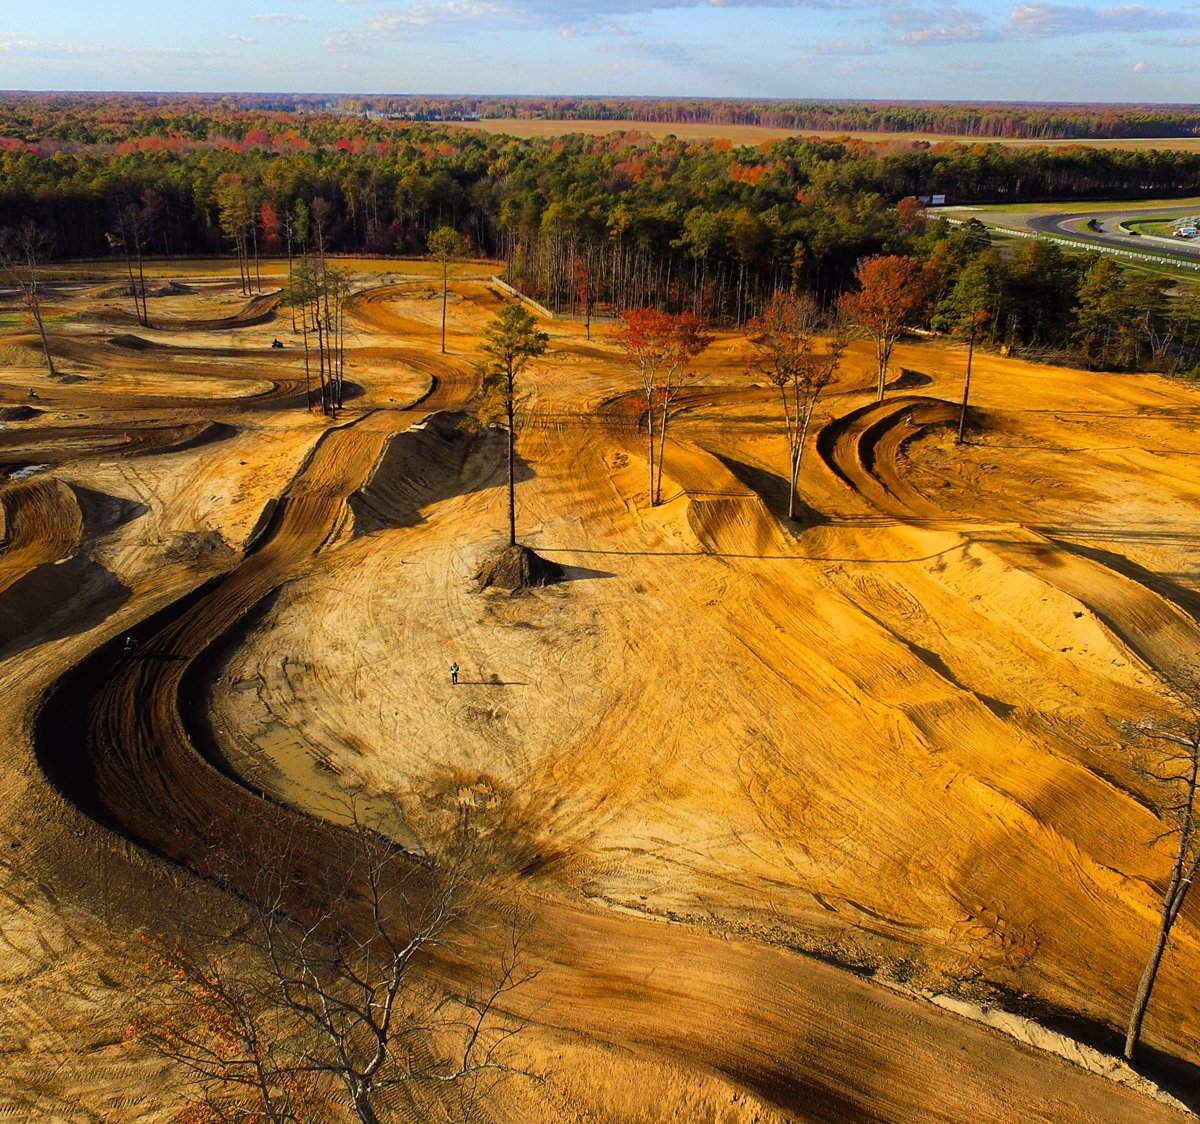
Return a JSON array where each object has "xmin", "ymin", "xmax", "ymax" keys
[
  {"xmin": 889, "ymin": 3, "xmax": 992, "ymax": 42},
  {"xmin": 1006, "ymin": 2, "xmax": 1196, "ymax": 37},
  {"xmin": 327, "ymin": 0, "xmax": 851, "ymax": 44}
]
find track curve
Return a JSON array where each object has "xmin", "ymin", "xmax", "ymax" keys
[
  {"xmin": 27, "ymin": 325, "xmax": 1193, "ymax": 1121},
  {"xmin": 817, "ymin": 395, "xmax": 1200, "ymax": 674}
]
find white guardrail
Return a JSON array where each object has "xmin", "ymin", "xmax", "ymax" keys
[{"xmin": 950, "ymin": 219, "xmax": 1200, "ymax": 272}]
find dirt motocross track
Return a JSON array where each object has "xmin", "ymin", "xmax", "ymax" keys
[{"xmin": 1, "ymin": 261, "xmax": 1199, "ymax": 1121}]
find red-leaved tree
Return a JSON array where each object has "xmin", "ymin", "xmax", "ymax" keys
[
  {"xmin": 616, "ymin": 309, "xmax": 712, "ymax": 506},
  {"xmin": 838, "ymin": 255, "xmax": 932, "ymax": 402}
]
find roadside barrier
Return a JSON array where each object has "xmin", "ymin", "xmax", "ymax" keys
[
  {"xmin": 949, "ymin": 219, "xmax": 1200, "ymax": 271},
  {"xmin": 490, "ymin": 276, "xmax": 555, "ymax": 318}
]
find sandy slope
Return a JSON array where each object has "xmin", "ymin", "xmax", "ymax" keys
[{"xmin": 0, "ymin": 262, "xmax": 1197, "ymax": 1120}]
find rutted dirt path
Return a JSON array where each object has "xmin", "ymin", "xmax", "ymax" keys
[{"xmin": 4, "ymin": 265, "xmax": 1199, "ymax": 1119}]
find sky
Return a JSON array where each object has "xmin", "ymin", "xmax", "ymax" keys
[{"xmin": 1, "ymin": 0, "xmax": 1199, "ymax": 104}]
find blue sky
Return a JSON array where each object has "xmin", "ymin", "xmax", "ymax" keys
[{"xmin": 1, "ymin": 0, "xmax": 1198, "ymax": 102}]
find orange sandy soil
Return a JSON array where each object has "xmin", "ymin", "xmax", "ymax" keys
[
  {"xmin": 0, "ymin": 258, "xmax": 1198, "ymax": 1121},
  {"xmin": 445, "ymin": 118, "xmax": 1200, "ymax": 151}
]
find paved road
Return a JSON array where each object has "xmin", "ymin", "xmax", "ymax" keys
[{"xmin": 1024, "ymin": 205, "xmax": 1200, "ymax": 259}]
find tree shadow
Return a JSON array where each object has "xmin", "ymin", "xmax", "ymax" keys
[
  {"xmin": 456, "ymin": 679, "xmax": 528, "ymax": 687},
  {"xmin": 890, "ymin": 368, "xmax": 934, "ymax": 390},
  {"xmin": 711, "ymin": 452, "xmax": 825, "ymax": 529},
  {"xmin": 0, "ymin": 556, "xmax": 131, "ymax": 659},
  {"xmin": 1001, "ymin": 995, "xmax": 1200, "ymax": 1114},
  {"xmin": 72, "ymin": 485, "xmax": 149, "ymax": 538},
  {"xmin": 548, "ymin": 562, "xmax": 616, "ymax": 583},
  {"xmin": 349, "ymin": 412, "xmax": 534, "ymax": 537}
]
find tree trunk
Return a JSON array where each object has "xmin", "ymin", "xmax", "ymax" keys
[
  {"xmin": 788, "ymin": 444, "xmax": 800, "ymax": 521},
  {"xmin": 30, "ymin": 300, "xmax": 56, "ymax": 378},
  {"xmin": 441, "ymin": 259, "xmax": 448, "ymax": 353},
  {"xmin": 644, "ymin": 390, "xmax": 656, "ymax": 505},
  {"xmin": 135, "ymin": 245, "xmax": 148, "ymax": 327},
  {"xmin": 350, "ymin": 1085, "xmax": 382, "ymax": 1124},
  {"xmin": 957, "ymin": 324, "xmax": 976, "ymax": 445},
  {"xmin": 1124, "ymin": 887, "xmax": 1178, "ymax": 1060},
  {"xmin": 506, "ymin": 369, "xmax": 517, "ymax": 546},
  {"xmin": 301, "ymin": 314, "xmax": 312, "ymax": 412},
  {"xmin": 252, "ymin": 221, "xmax": 261, "ymax": 293},
  {"xmin": 655, "ymin": 400, "xmax": 670, "ymax": 506}
]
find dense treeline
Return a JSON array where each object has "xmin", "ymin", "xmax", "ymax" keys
[
  {"xmin": 382, "ymin": 97, "xmax": 1200, "ymax": 142},
  {"xmin": 2, "ymin": 96, "xmax": 1200, "ymax": 373},
  {"xmin": 6, "ymin": 93, "xmax": 1200, "ymax": 143}
]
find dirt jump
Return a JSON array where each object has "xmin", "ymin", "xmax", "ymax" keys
[{"xmin": 0, "ymin": 259, "xmax": 1197, "ymax": 1120}]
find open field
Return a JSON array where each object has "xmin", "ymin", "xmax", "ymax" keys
[
  {"xmin": 445, "ymin": 118, "xmax": 1200, "ymax": 150},
  {"xmin": 2, "ymin": 261, "xmax": 1199, "ymax": 1120}
]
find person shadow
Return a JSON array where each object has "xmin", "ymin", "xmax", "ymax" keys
[{"xmin": 456, "ymin": 673, "xmax": 527, "ymax": 687}]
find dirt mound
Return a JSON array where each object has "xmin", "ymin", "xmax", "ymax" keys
[
  {"xmin": 108, "ymin": 334, "xmax": 163, "ymax": 351},
  {"xmin": 97, "ymin": 280, "xmax": 193, "ymax": 300},
  {"xmin": 475, "ymin": 543, "xmax": 563, "ymax": 592},
  {"xmin": 0, "ymin": 406, "xmax": 41, "ymax": 422}
]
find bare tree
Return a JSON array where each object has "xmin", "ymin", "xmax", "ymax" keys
[
  {"xmin": 283, "ymin": 257, "xmax": 318, "ymax": 412},
  {"xmin": 133, "ymin": 811, "xmax": 534, "ymax": 1123},
  {"xmin": 0, "ymin": 220, "xmax": 57, "ymax": 378},
  {"xmin": 1121, "ymin": 675, "xmax": 1200, "ymax": 1062},
  {"xmin": 746, "ymin": 290, "xmax": 846, "ymax": 521},
  {"xmin": 283, "ymin": 255, "xmax": 353, "ymax": 415},
  {"xmin": 107, "ymin": 202, "xmax": 150, "ymax": 327}
]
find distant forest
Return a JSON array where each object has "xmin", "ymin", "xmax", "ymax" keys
[
  {"xmin": 5, "ymin": 91, "xmax": 1200, "ymax": 140},
  {"xmin": 3, "ymin": 93, "xmax": 1200, "ymax": 371}
]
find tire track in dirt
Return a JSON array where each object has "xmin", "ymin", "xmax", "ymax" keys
[
  {"xmin": 0, "ymin": 479, "xmax": 83, "ymax": 594},
  {"xmin": 27, "ymin": 325, "xmax": 1192, "ymax": 1122},
  {"xmin": 810, "ymin": 394, "xmax": 1200, "ymax": 1060},
  {"xmin": 820, "ymin": 396, "xmax": 1200, "ymax": 674}
]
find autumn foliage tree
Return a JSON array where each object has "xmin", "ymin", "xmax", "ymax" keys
[
  {"xmin": 615, "ymin": 308, "xmax": 713, "ymax": 506},
  {"xmin": 839, "ymin": 255, "xmax": 932, "ymax": 401},
  {"xmin": 746, "ymin": 291, "xmax": 846, "ymax": 520},
  {"xmin": 477, "ymin": 303, "xmax": 549, "ymax": 546}
]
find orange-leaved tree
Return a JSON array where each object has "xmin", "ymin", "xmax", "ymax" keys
[
  {"xmin": 615, "ymin": 308, "xmax": 712, "ymax": 506},
  {"xmin": 838, "ymin": 255, "xmax": 932, "ymax": 402}
]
